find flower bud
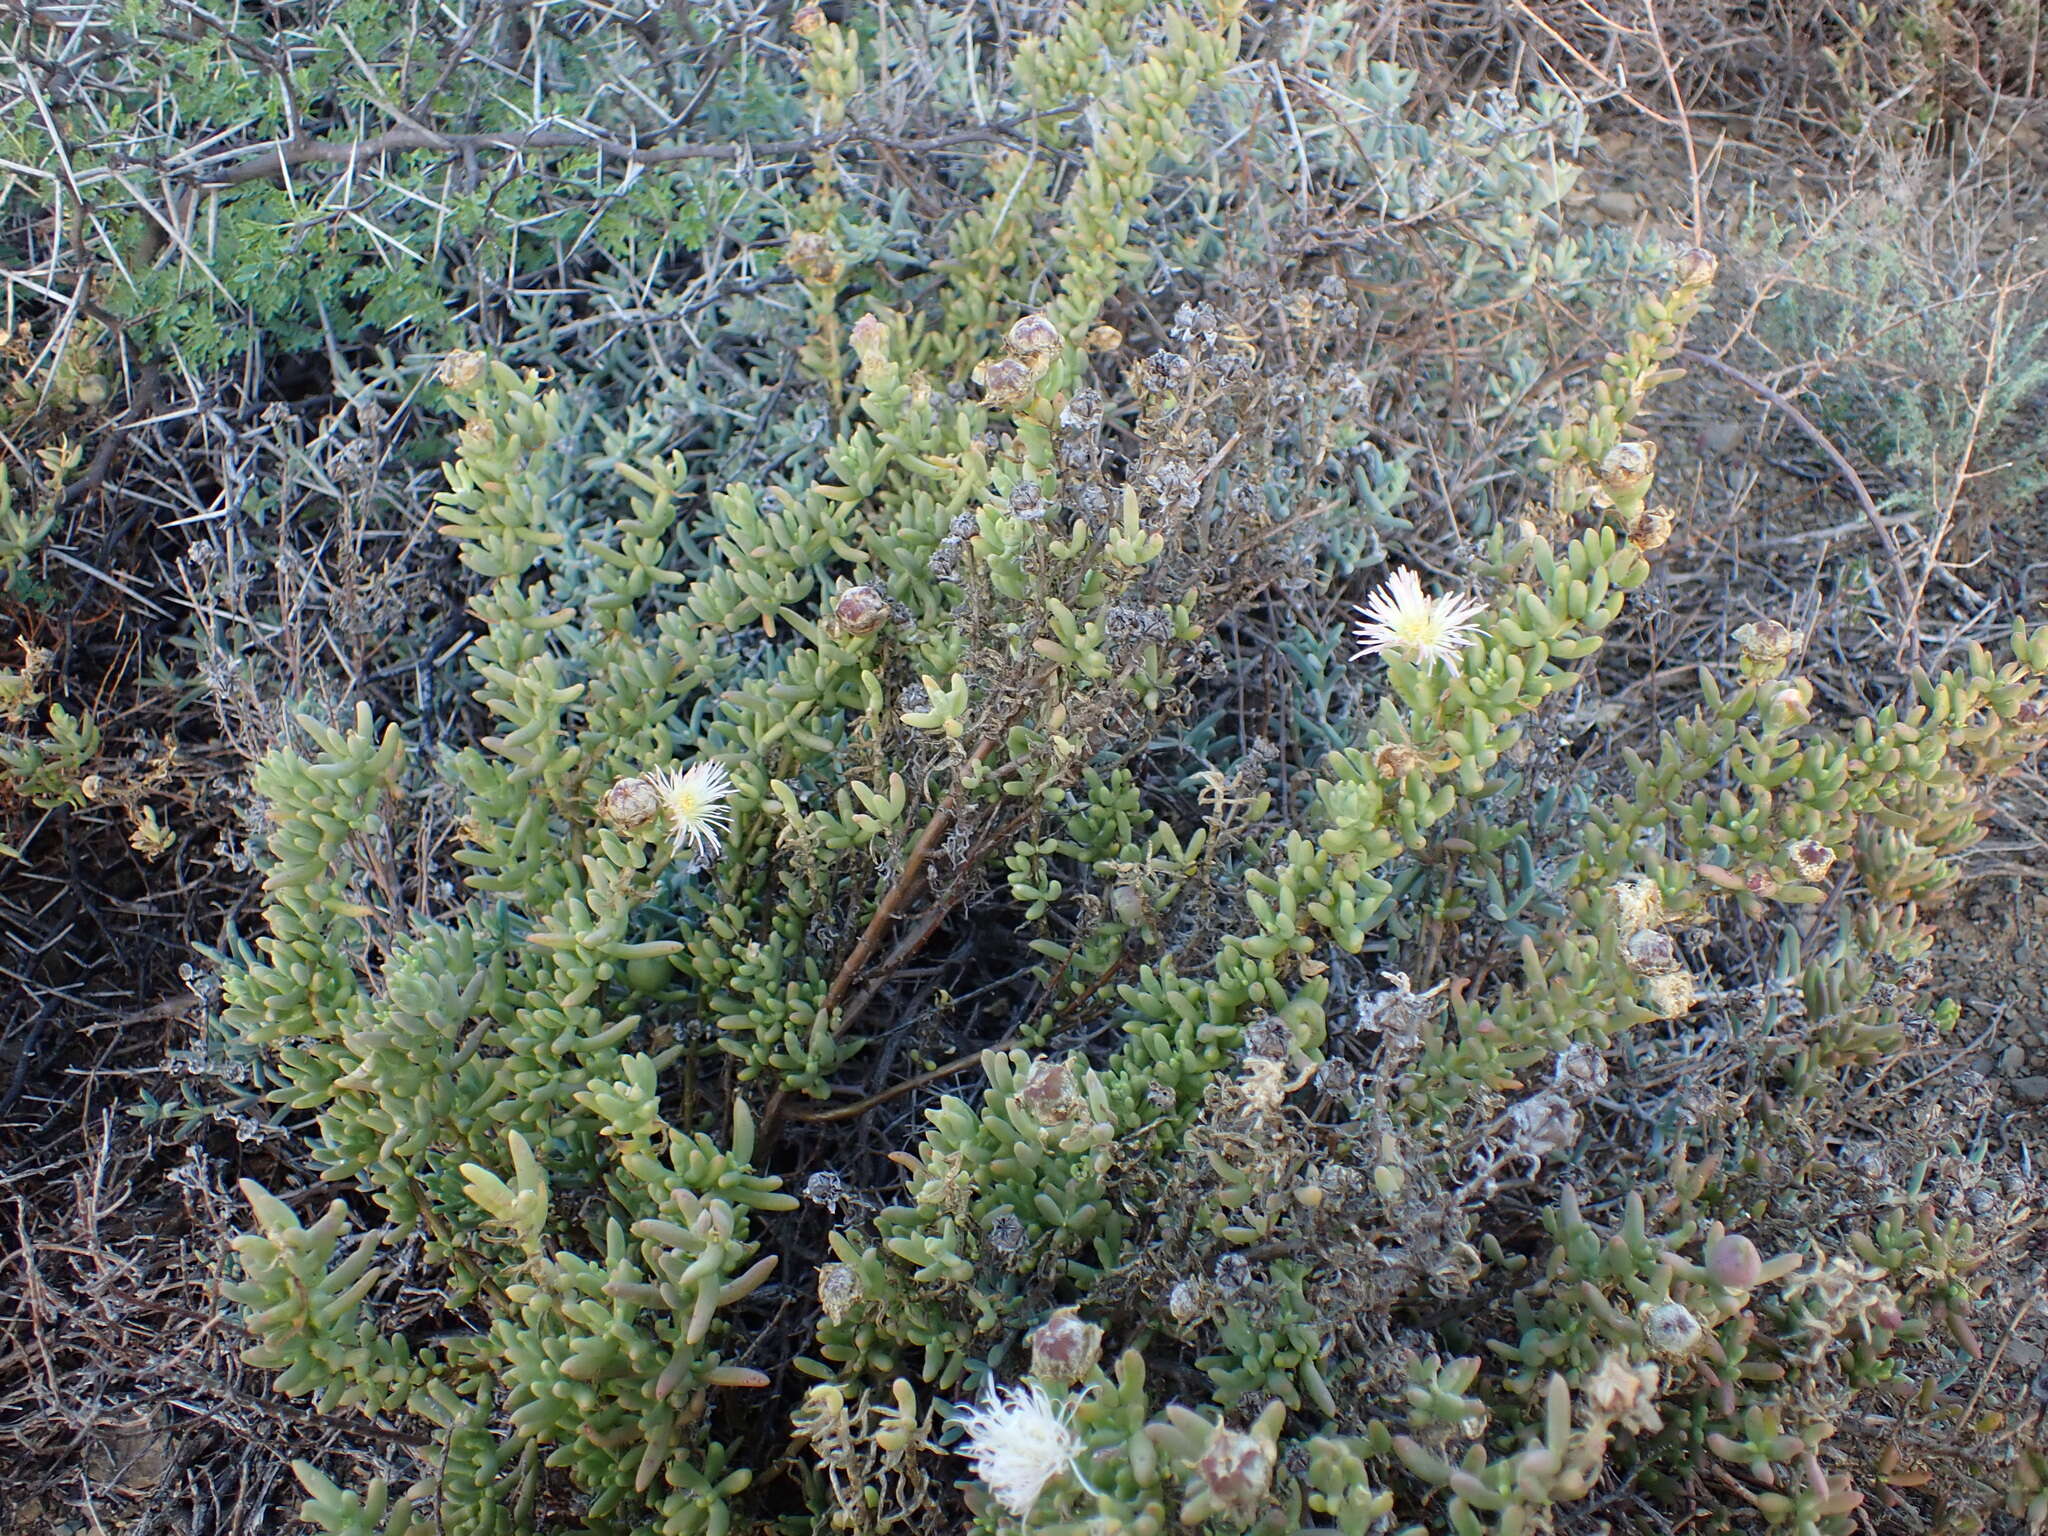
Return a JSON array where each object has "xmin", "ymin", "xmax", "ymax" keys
[
  {"xmin": 1769, "ymin": 684, "xmax": 1811, "ymax": 725},
  {"xmin": 1642, "ymin": 1301, "xmax": 1704, "ymax": 1357},
  {"xmin": 1674, "ymin": 247, "xmax": 1719, "ymax": 288},
  {"xmin": 790, "ymin": 2, "xmax": 827, "ymax": 34},
  {"xmin": 832, "ymin": 584, "xmax": 891, "ymax": 636},
  {"xmin": 1004, "ymin": 314, "xmax": 1063, "ymax": 364},
  {"xmin": 75, "ymin": 372, "xmax": 111, "ymax": 407},
  {"xmin": 1028, "ymin": 1307, "xmax": 1103, "ymax": 1388},
  {"xmin": 1167, "ymin": 1278, "xmax": 1207, "ymax": 1323},
  {"xmin": 1789, "ymin": 839, "xmax": 1836, "ymax": 882},
  {"xmin": 436, "ymin": 349, "xmax": 488, "ymax": 390},
  {"xmin": 1623, "ymin": 928, "xmax": 1679, "ymax": 975},
  {"xmin": 1704, "ymin": 1233, "xmax": 1763, "ymax": 1290},
  {"xmin": 973, "ymin": 356, "xmax": 1037, "ymax": 411},
  {"xmin": 596, "ymin": 775, "xmax": 662, "ymax": 832},
  {"xmin": 1086, "ymin": 323, "xmax": 1123, "ymax": 353},
  {"xmin": 848, "ymin": 312, "xmax": 889, "ymax": 369},
  {"xmin": 1644, "ymin": 969, "xmax": 1697, "ymax": 1020}
]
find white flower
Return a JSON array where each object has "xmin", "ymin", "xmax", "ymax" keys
[
  {"xmin": 955, "ymin": 1381, "xmax": 1081, "ymax": 1517},
  {"xmin": 647, "ymin": 759, "xmax": 736, "ymax": 864},
  {"xmin": 1349, "ymin": 567, "xmax": 1488, "ymax": 668}
]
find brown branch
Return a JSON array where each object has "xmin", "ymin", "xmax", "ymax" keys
[
  {"xmin": 788, "ymin": 1040, "xmax": 1017, "ymax": 1124},
  {"xmin": 819, "ymin": 734, "xmax": 1004, "ymax": 1020},
  {"xmin": 167, "ymin": 111, "xmax": 1074, "ymax": 189},
  {"xmin": 1679, "ymin": 347, "xmax": 1921, "ymax": 666}
]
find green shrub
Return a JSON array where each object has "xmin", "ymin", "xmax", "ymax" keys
[{"xmin": 209, "ymin": 6, "xmax": 2048, "ymax": 1536}]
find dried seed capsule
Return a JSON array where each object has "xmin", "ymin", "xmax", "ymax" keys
[
  {"xmin": 596, "ymin": 775, "xmax": 662, "ymax": 832},
  {"xmin": 985, "ymin": 1211, "xmax": 1026, "ymax": 1256},
  {"xmin": 1507, "ymin": 1089, "xmax": 1580, "ymax": 1159},
  {"xmin": 973, "ymin": 356, "xmax": 1037, "ymax": 410},
  {"xmin": 1552, "ymin": 1042, "xmax": 1610, "ymax": 1096},
  {"xmin": 1086, "ymin": 323, "xmax": 1123, "ymax": 353},
  {"xmin": 1674, "ymin": 247, "xmax": 1719, "ymax": 288},
  {"xmin": 1213, "ymin": 1252, "xmax": 1251, "ymax": 1295},
  {"xmin": 1608, "ymin": 874, "xmax": 1665, "ymax": 933},
  {"xmin": 1598, "ymin": 440, "xmax": 1656, "ymax": 494},
  {"xmin": 817, "ymin": 1263, "xmax": 860, "ymax": 1323},
  {"xmin": 1627, "ymin": 503, "xmax": 1676, "ymax": 551},
  {"xmin": 1624, "ymin": 928, "xmax": 1680, "ymax": 975},
  {"xmin": 832, "ymin": 584, "xmax": 891, "ymax": 636},
  {"xmin": 1004, "ymin": 314, "xmax": 1063, "ymax": 364}
]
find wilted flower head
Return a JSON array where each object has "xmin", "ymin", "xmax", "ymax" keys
[
  {"xmin": 1350, "ymin": 567, "xmax": 1488, "ymax": 669},
  {"xmin": 1733, "ymin": 619, "xmax": 1803, "ymax": 680},
  {"xmin": 1642, "ymin": 1301, "xmax": 1705, "ymax": 1357},
  {"xmin": 1599, "ymin": 440, "xmax": 1656, "ymax": 488},
  {"xmin": 1552, "ymin": 1042, "xmax": 1610, "ymax": 1097},
  {"xmin": 1608, "ymin": 874, "xmax": 1666, "ymax": 933},
  {"xmin": 436, "ymin": 349, "xmax": 488, "ymax": 390},
  {"xmin": 1643, "ymin": 968, "xmax": 1698, "ymax": 1020},
  {"xmin": 956, "ymin": 1382, "xmax": 1082, "ymax": 1517},
  {"xmin": 1789, "ymin": 839, "xmax": 1836, "ymax": 882},
  {"xmin": 817, "ymin": 1262, "xmax": 860, "ymax": 1324},
  {"xmin": 1373, "ymin": 742, "xmax": 1427, "ymax": 781},
  {"xmin": 648, "ymin": 760, "xmax": 737, "ymax": 864},
  {"xmin": 1028, "ymin": 1308, "xmax": 1104, "ymax": 1389},
  {"xmin": 832, "ymin": 584, "xmax": 891, "ymax": 636},
  {"xmin": 1582, "ymin": 1352, "xmax": 1664, "ymax": 1435},
  {"xmin": 1507, "ymin": 1089, "xmax": 1580, "ymax": 1161}
]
